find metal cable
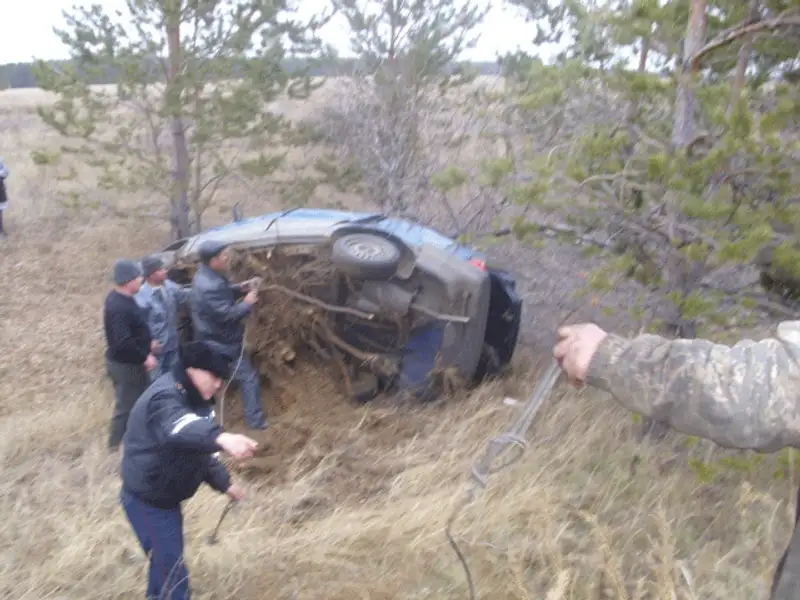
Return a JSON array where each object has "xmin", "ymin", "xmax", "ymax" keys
[{"xmin": 445, "ymin": 359, "xmax": 563, "ymax": 600}]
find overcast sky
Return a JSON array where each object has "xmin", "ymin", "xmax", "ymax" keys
[{"xmin": 0, "ymin": 0, "xmax": 555, "ymax": 65}]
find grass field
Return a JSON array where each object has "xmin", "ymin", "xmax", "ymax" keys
[{"xmin": 0, "ymin": 84, "xmax": 796, "ymax": 600}]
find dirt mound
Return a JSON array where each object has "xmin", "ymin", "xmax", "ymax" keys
[{"xmin": 218, "ymin": 354, "xmax": 432, "ymax": 519}]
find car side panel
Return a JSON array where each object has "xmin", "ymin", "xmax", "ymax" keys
[{"xmin": 410, "ymin": 244, "xmax": 491, "ymax": 383}]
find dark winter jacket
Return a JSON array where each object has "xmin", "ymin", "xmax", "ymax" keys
[
  {"xmin": 120, "ymin": 367, "xmax": 231, "ymax": 509},
  {"xmin": 190, "ymin": 263, "xmax": 251, "ymax": 353},
  {"xmin": 104, "ymin": 290, "xmax": 152, "ymax": 365}
]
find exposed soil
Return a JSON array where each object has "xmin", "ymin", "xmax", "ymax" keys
[{"xmin": 217, "ymin": 356, "xmax": 442, "ymax": 521}]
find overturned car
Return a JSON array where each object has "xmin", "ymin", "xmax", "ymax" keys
[{"xmin": 154, "ymin": 208, "xmax": 522, "ymax": 403}]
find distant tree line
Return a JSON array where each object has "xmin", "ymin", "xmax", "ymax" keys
[{"xmin": 0, "ymin": 58, "xmax": 503, "ymax": 90}]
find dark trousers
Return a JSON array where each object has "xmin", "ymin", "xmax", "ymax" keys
[
  {"xmin": 205, "ymin": 341, "xmax": 267, "ymax": 429},
  {"xmin": 120, "ymin": 489, "xmax": 190, "ymax": 600},
  {"xmin": 232, "ymin": 351, "xmax": 267, "ymax": 429},
  {"xmin": 107, "ymin": 359, "xmax": 150, "ymax": 449}
]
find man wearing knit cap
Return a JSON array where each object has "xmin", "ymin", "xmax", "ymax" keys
[
  {"xmin": 120, "ymin": 339, "xmax": 258, "ymax": 600},
  {"xmin": 104, "ymin": 259, "xmax": 159, "ymax": 450},
  {"xmin": 190, "ymin": 240, "xmax": 268, "ymax": 430},
  {"xmin": 136, "ymin": 255, "xmax": 192, "ymax": 380}
]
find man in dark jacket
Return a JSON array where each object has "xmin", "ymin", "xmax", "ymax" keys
[
  {"xmin": 104, "ymin": 259, "xmax": 158, "ymax": 450},
  {"xmin": 190, "ymin": 240, "xmax": 268, "ymax": 430},
  {"xmin": 554, "ymin": 320, "xmax": 800, "ymax": 599},
  {"xmin": 120, "ymin": 340, "xmax": 259, "ymax": 600}
]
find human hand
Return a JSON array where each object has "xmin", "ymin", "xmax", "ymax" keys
[
  {"xmin": 242, "ymin": 277, "xmax": 262, "ymax": 291},
  {"xmin": 144, "ymin": 353, "xmax": 158, "ymax": 371},
  {"xmin": 243, "ymin": 289, "xmax": 258, "ymax": 305},
  {"xmin": 226, "ymin": 483, "xmax": 246, "ymax": 501},
  {"xmin": 553, "ymin": 323, "xmax": 608, "ymax": 386},
  {"xmin": 215, "ymin": 432, "xmax": 258, "ymax": 459}
]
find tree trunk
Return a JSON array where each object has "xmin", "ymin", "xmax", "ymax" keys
[
  {"xmin": 166, "ymin": 3, "xmax": 191, "ymax": 241},
  {"xmin": 671, "ymin": 0, "xmax": 708, "ymax": 150},
  {"xmin": 638, "ymin": 36, "xmax": 650, "ymax": 73},
  {"xmin": 727, "ymin": 0, "xmax": 760, "ymax": 116}
]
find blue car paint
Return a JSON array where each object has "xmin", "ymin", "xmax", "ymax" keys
[
  {"xmin": 206, "ymin": 208, "xmax": 488, "ymax": 397},
  {"xmin": 205, "ymin": 207, "xmax": 483, "ymax": 263},
  {"xmin": 394, "ymin": 321, "xmax": 447, "ymax": 400}
]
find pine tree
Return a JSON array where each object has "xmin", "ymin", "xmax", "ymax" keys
[
  {"xmin": 32, "ymin": 0, "xmax": 330, "ymax": 240},
  {"xmin": 501, "ymin": 0, "xmax": 800, "ymax": 335}
]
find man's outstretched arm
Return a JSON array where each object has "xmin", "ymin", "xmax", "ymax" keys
[{"xmin": 581, "ymin": 321, "xmax": 800, "ymax": 451}]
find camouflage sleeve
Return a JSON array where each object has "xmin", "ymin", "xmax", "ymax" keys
[{"xmin": 585, "ymin": 320, "xmax": 800, "ymax": 452}]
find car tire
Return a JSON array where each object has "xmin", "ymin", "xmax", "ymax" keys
[{"xmin": 331, "ymin": 233, "xmax": 401, "ymax": 279}]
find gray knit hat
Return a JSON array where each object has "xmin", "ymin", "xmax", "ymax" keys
[
  {"xmin": 141, "ymin": 256, "xmax": 165, "ymax": 279},
  {"xmin": 198, "ymin": 240, "xmax": 230, "ymax": 263},
  {"xmin": 113, "ymin": 259, "xmax": 142, "ymax": 285}
]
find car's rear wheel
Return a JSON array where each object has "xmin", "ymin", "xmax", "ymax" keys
[{"xmin": 331, "ymin": 233, "xmax": 401, "ymax": 279}]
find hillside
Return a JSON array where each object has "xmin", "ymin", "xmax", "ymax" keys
[{"xmin": 1, "ymin": 82, "xmax": 798, "ymax": 600}]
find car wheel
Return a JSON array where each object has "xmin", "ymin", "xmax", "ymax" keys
[
  {"xmin": 331, "ymin": 233, "xmax": 402, "ymax": 279},
  {"xmin": 473, "ymin": 343, "xmax": 503, "ymax": 383}
]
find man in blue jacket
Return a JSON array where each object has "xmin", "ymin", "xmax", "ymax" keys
[
  {"xmin": 120, "ymin": 340, "xmax": 259, "ymax": 600},
  {"xmin": 136, "ymin": 255, "xmax": 192, "ymax": 379}
]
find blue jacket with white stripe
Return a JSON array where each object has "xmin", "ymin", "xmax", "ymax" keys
[{"xmin": 121, "ymin": 367, "xmax": 231, "ymax": 509}]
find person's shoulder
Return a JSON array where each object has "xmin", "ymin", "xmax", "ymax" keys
[
  {"xmin": 192, "ymin": 266, "xmax": 211, "ymax": 285},
  {"xmin": 146, "ymin": 375, "xmax": 184, "ymax": 410},
  {"xmin": 776, "ymin": 320, "xmax": 800, "ymax": 345},
  {"xmin": 164, "ymin": 279, "xmax": 183, "ymax": 293},
  {"xmin": 194, "ymin": 266, "xmax": 226, "ymax": 291},
  {"xmin": 104, "ymin": 289, "xmax": 124, "ymax": 309},
  {"xmin": 717, "ymin": 319, "xmax": 800, "ymax": 362},
  {"xmin": 134, "ymin": 285, "xmax": 151, "ymax": 303}
]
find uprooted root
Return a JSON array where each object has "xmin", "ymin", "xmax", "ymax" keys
[{"xmin": 227, "ymin": 247, "xmax": 341, "ymax": 373}]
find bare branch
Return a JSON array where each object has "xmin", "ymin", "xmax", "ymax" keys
[{"xmin": 690, "ymin": 12, "xmax": 800, "ymax": 69}]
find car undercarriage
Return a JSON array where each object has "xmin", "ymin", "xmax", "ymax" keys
[{"xmin": 165, "ymin": 223, "xmax": 521, "ymax": 404}]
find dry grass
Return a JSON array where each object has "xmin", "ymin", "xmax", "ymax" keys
[{"xmin": 0, "ymin": 85, "xmax": 796, "ymax": 600}]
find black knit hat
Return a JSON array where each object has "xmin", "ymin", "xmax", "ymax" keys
[{"xmin": 182, "ymin": 341, "xmax": 232, "ymax": 379}]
